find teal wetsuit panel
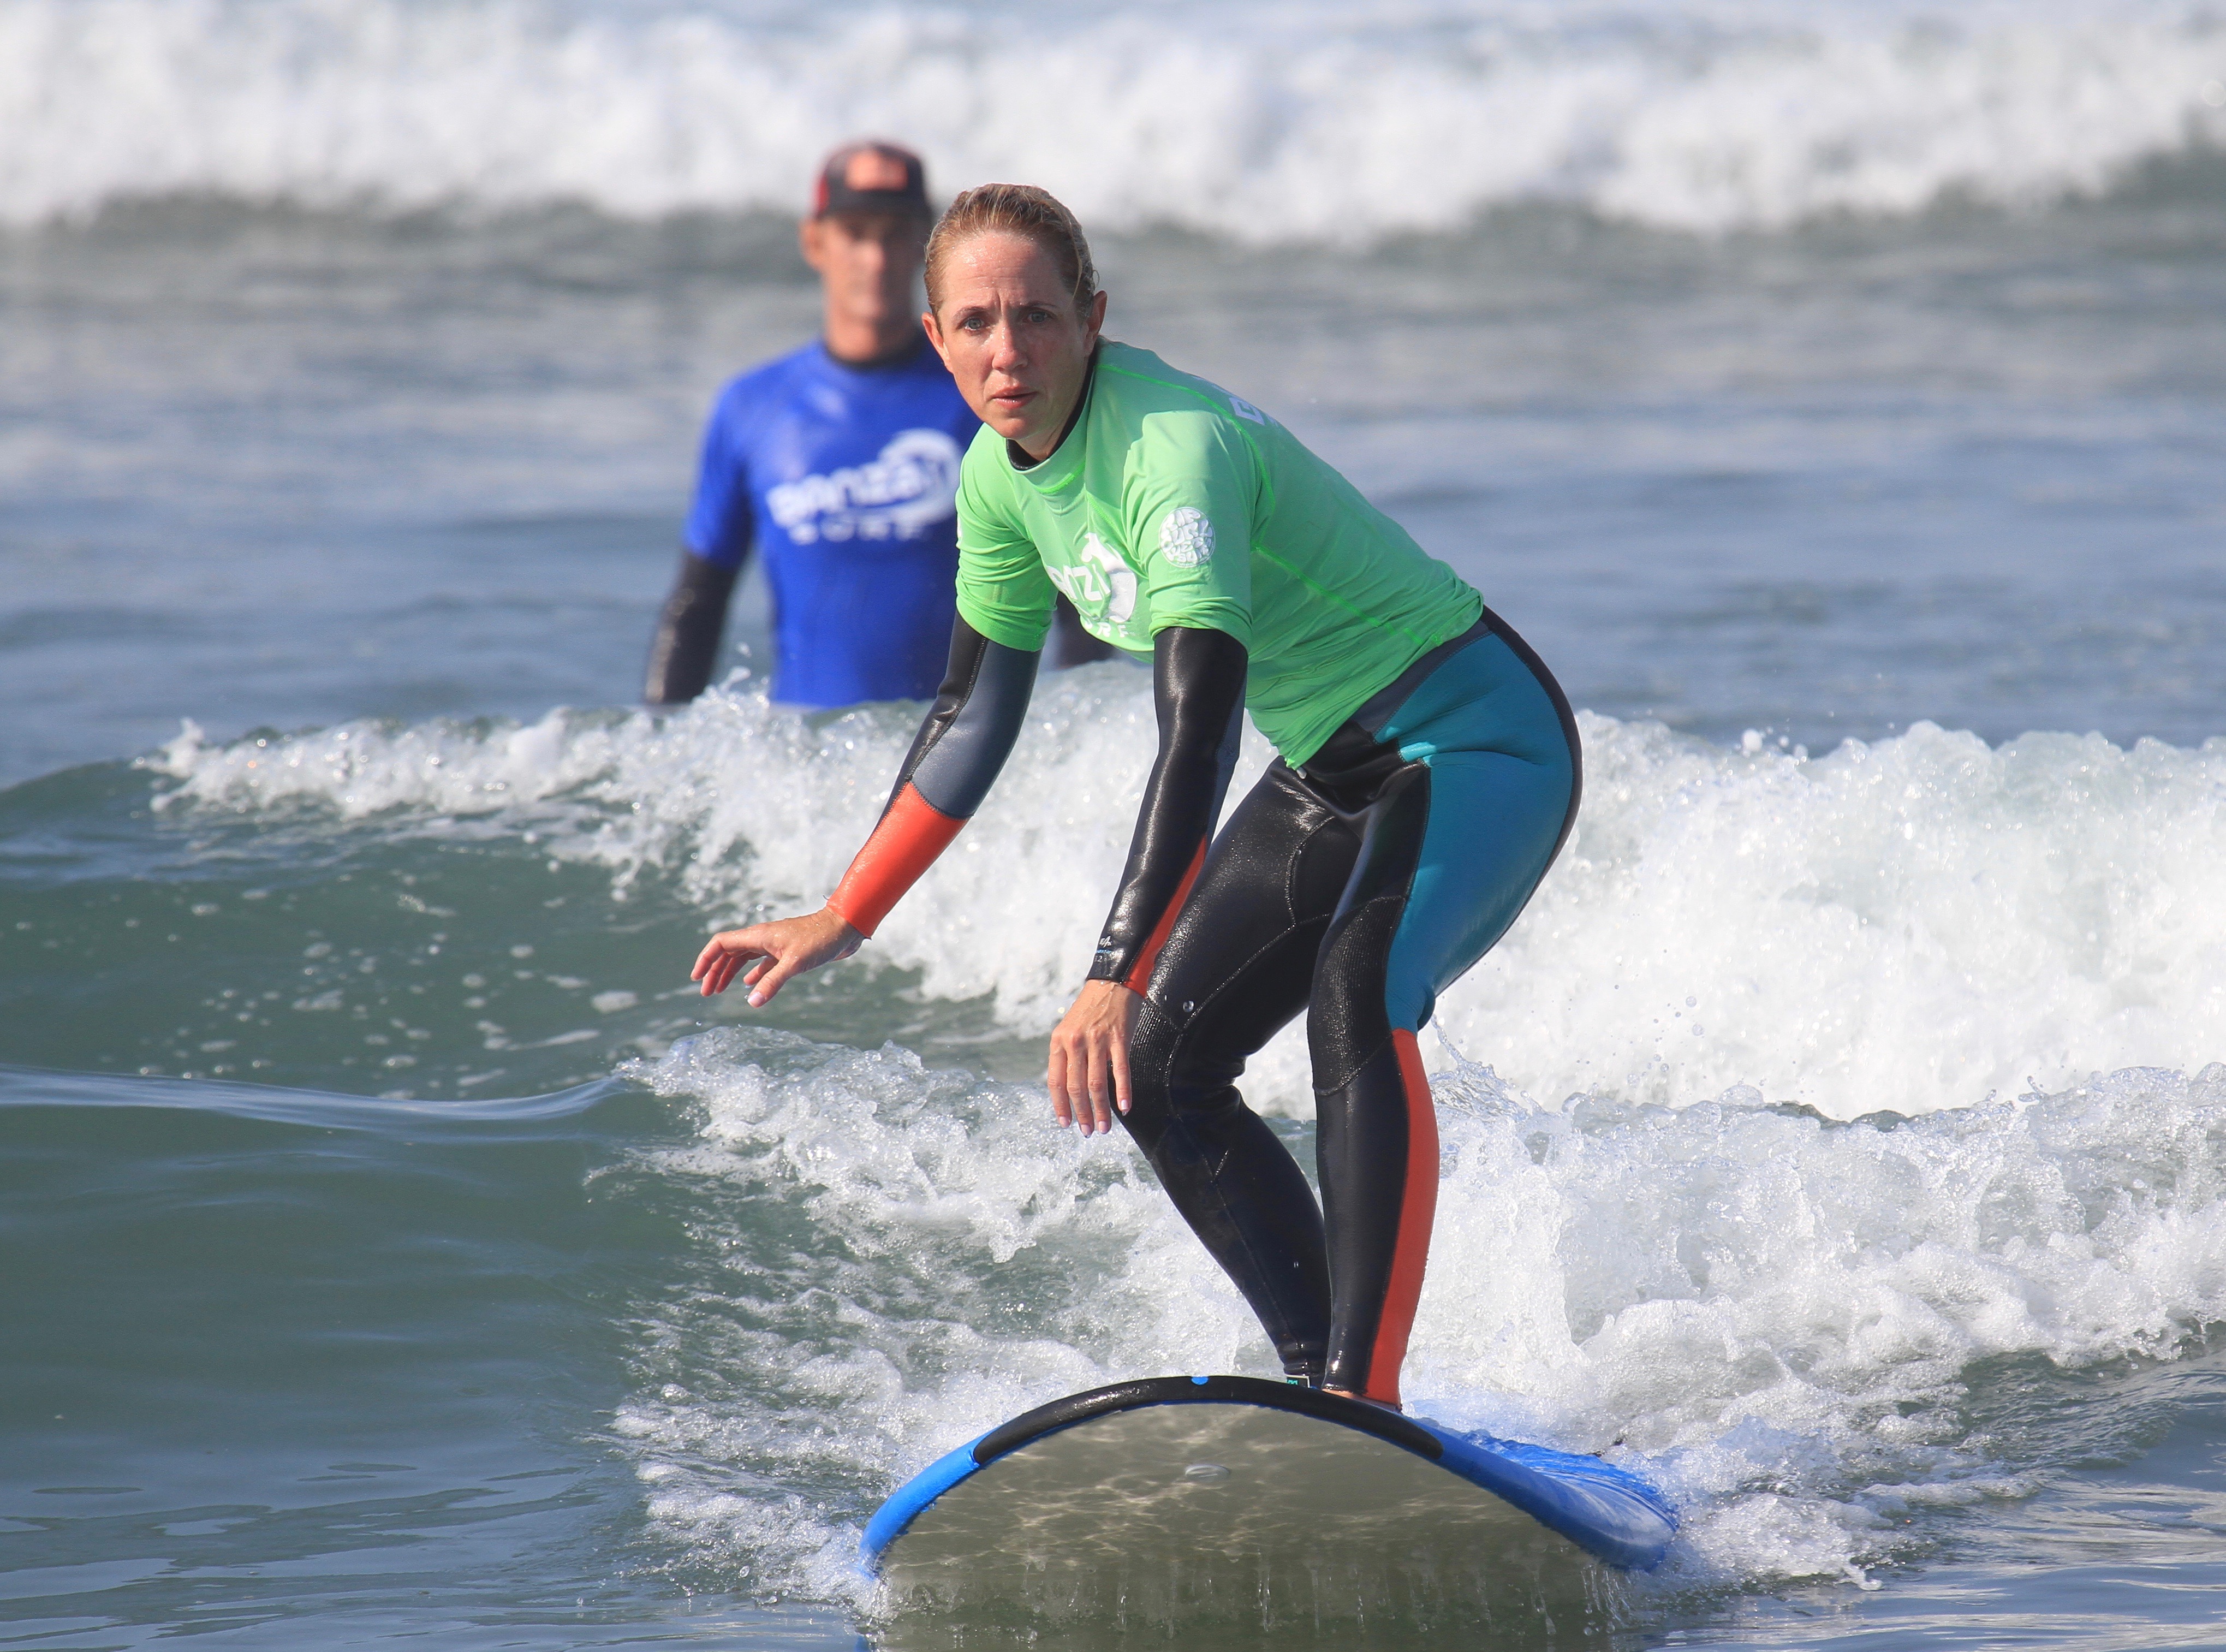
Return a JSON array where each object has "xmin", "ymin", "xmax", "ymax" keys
[
  {"xmin": 1116, "ymin": 614, "xmax": 1580, "ymax": 1395},
  {"xmin": 1376, "ymin": 632, "xmax": 1576, "ymax": 1032}
]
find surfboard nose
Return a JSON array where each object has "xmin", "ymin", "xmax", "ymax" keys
[{"xmin": 861, "ymin": 1373, "xmax": 1675, "ymax": 1639}]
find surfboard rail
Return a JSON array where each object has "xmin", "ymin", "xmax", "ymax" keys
[{"xmin": 861, "ymin": 1373, "xmax": 1676, "ymax": 1572}]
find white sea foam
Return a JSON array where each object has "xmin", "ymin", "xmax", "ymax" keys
[
  {"xmin": 152, "ymin": 673, "xmax": 2226, "ymax": 1121},
  {"xmin": 610, "ymin": 1026, "xmax": 2226, "ymax": 1600},
  {"xmin": 606, "ymin": 1027, "xmax": 1245, "ymax": 1604},
  {"xmin": 5, "ymin": 0, "xmax": 2222, "ymax": 235},
  {"xmin": 142, "ymin": 682, "xmax": 2226, "ymax": 1601}
]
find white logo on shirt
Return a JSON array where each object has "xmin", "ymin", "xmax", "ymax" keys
[
  {"xmin": 1227, "ymin": 394, "xmax": 1269, "ymax": 425},
  {"xmin": 765, "ymin": 428, "xmax": 962, "ymax": 545},
  {"xmin": 1045, "ymin": 532, "xmax": 1139, "ymax": 629},
  {"xmin": 1158, "ymin": 506, "xmax": 1215, "ymax": 567}
]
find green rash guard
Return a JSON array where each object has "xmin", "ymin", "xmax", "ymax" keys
[{"xmin": 954, "ymin": 340, "xmax": 1484, "ymax": 765}]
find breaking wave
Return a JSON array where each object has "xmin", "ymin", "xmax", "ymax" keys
[
  {"xmin": 6, "ymin": 0, "xmax": 2224, "ymax": 236},
  {"xmin": 147, "ymin": 669, "xmax": 2226, "ymax": 1121}
]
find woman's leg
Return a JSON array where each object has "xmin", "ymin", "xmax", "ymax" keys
[
  {"xmin": 1311, "ymin": 631, "xmax": 1580, "ymax": 1406},
  {"xmin": 1118, "ymin": 762, "xmax": 1362, "ymax": 1381}
]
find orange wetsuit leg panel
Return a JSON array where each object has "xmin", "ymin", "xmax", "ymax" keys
[
  {"xmin": 1310, "ymin": 623, "xmax": 1580, "ymax": 1405},
  {"xmin": 1121, "ymin": 614, "xmax": 1579, "ymax": 1406}
]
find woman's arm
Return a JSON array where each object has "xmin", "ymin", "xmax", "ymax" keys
[
  {"xmin": 1049, "ymin": 625, "xmax": 1247, "ymax": 1131},
  {"xmin": 829, "ymin": 617, "xmax": 1041, "ymax": 934},
  {"xmin": 1091, "ymin": 626, "xmax": 1248, "ymax": 990},
  {"xmin": 692, "ymin": 617, "xmax": 1040, "ymax": 1001}
]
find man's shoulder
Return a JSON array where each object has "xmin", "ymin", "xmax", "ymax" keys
[
  {"xmin": 884, "ymin": 346, "xmax": 978, "ymax": 433},
  {"xmin": 716, "ymin": 339, "xmax": 970, "ymax": 425},
  {"xmin": 713, "ymin": 340, "xmax": 828, "ymax": 410}
]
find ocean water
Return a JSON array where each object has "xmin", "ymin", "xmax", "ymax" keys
[{"xmin": 7, "ymin": 1, "xmax": 2226, "ymax": 1647}]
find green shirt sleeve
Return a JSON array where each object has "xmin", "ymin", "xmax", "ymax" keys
[
  {"xmin": 953, "ymin": 439, "xmax": 1055, "ymax": 652},
  {"xmin": 1120, "ymin": 408, "xmax": 1260, "ymax": 647}
]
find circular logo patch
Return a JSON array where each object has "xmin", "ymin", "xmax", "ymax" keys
[{"xmin": 1158, "ymin": 506, "xmax": 1216, "ymax": 568}]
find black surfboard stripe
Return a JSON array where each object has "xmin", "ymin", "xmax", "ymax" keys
[{"xmin": 970, "ymin": 1373, "xmax": 1444, "ymax": 1468}]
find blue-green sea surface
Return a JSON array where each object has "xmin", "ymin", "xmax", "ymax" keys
[{"xmin": 8, "ymin": 4, "xmax": 2226, "ymax": 1640}]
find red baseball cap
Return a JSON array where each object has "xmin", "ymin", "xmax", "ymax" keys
[{"xmin": 812, "ymin": 141, "xmax": 931, "ymax": 219}]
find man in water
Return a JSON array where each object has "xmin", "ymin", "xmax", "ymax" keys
[{"xmin": 645, "ymin": 141, "xmax": 1108, "ymax": 707}]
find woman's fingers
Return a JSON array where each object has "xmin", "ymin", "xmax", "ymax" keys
[
  {"xmin": 701, "ymin": 939, "xmax": 788, "ymax": 1003},
  {"xmin": 1046, "ymin": 1037, "xmax": 1077, "ymax": 1130},
  {"xmin": 700, "ymin": 952, "xmax": 741, "ymax": 996},
  {"xmin": 1050, "ymin": 1030, "xmax": 1106, "ymax": 1133},
  {"xmin": 1045, "ymin": 980, "xmax": 1140, "ymax": 1136},
  {"xmin": 694, "ymin": 930, "xmax": 765, "ymax": 996},
  {"xmin": 1081, "ymin": 1032, "xmax": 1111, "ymax": 1134},
  {"xmin": 691, "ymin": 910, "xmax": 861, "ymax": 1002},
  {"xmin": 743, "ymin": 949, "xmax": 810, "ymax": 1007},
  {"xmin": 1083, "ymin": 1034, "xmax": 1113, "ymax": 1134},
  {"xmin": 1081, "ymin": 1029, "xmax": 1113, "ymax": 1131}
]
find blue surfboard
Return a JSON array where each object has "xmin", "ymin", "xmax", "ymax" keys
[{"xmin": 864, "ymin": 1374, "xmax": 1675, "ymax": 1627}]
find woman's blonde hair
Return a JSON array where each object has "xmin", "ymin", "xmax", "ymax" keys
[{"xmin": 924, "ymin": 183, "xmax": 1098, "ymax": 312}]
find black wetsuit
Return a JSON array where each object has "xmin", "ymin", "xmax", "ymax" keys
[{"xmin": 828, "ymin": 614, "xmax": 1578, "ymax": 1404}]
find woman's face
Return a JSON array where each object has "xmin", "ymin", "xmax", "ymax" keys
[{"xmin": 924, "ymin": 231, "xmax": 1106, "ymax": 461}]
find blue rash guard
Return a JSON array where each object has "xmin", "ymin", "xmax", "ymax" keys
[{"xmin": 680, "ymin": 337, "xmax": 979, "ymax": 707}]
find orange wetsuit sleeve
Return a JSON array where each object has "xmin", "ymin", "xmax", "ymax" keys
[
  {"xmin": 824, "ymin": 618, "xmax": 1040, "ymax": 936},
  {"xmin": 826, "ymin": 784, "xmax": 966, "ymax": 936}
]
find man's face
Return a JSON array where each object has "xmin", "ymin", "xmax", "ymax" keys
[{"xmin": 800, "ymin": 210, "xmax": 929, "ymax": 329}]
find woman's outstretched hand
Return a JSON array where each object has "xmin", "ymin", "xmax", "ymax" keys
[
  {"xmin": 1047, "ymin": 979, "xmax": 1140, "ymax": 1136},
  {"xmin": 692, "ymin": 907, "xmax": 862, "ymax": 1006}
]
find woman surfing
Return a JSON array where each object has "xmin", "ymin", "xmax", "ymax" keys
[{"xmin": 690, "ymin": 184, "xmax": 1579, "ymax": 1411}]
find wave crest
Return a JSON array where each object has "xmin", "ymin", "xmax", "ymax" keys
[
  {"xmin": 5, "ymin": 0, "xmax": 2223, "ymax": 235},
  {"xmin": 147, "ymin": 674, "xmax": 2226, "ymax": 1121}
]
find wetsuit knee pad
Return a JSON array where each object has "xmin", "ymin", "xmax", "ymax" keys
[
  {"xmin": 1117, "ymin": 999, "xmax": 1188, "ymax": 1153},
  {"xmin": 1122, "ymin": 996, "xmax": 1263, "ymax": 1146},
  {"xmin": 1307, "ymin": 893, "xmax": 1407, "ymax": 1090},
  {"xmin": 1307, "ymin": 759, "xmax": 1434, "ymax": 1084}
]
